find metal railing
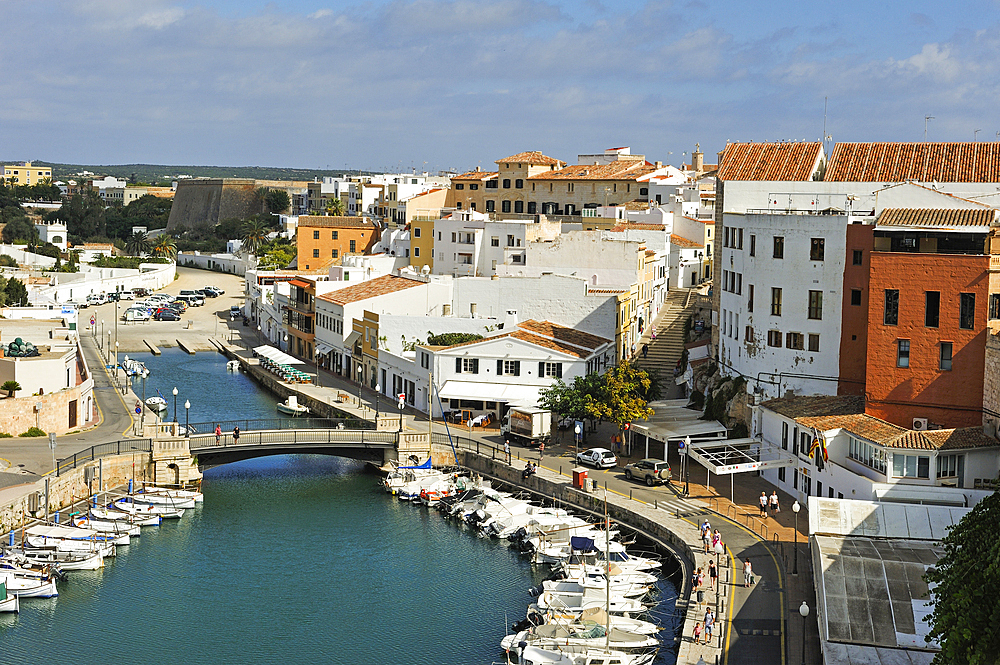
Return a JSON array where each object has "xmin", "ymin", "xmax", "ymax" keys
[
  {"xmin": 187, "ymin": 418, "xmax": 374, "ymax": 433},
  {"xmin": 189, "ymin": 428, "xmax": 396, "ymax": 449},
  {"xmin": 57, "ymin": 439, "xmax": 153, "ymax": 476}
]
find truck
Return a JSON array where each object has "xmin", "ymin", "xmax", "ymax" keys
[{"xmin": 500, "ymin": 408, "xmax": 552, "ymax": 447}]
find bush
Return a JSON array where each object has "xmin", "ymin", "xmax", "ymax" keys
[
  {"xmin": 19, "ymin": 427, "xmax": 46, "ymax": 437},
  {"xmin": 0, "ymin": 432, "xmax": 11, "ymax": 438}
]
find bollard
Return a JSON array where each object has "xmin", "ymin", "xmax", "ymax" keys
[
  {"xmin": 128, "ymin": 479, "xmax": 133, "ymax": 494},
  {"xmin": 654, "ymin": 499, "xmax": 657, "ymax": 510},
  {"xmin": 7, "ymin": 532, "xmax": 12, "ymax": 547},
  {"xmin": 54, "ymin": 512, "xmax": 60, "ymax": 524},
  {"xmin": 629, "ymin": 490, "xmax": 632, "ymax": 501}
]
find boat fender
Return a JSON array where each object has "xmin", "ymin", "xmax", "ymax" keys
[{"xmin": 527, "ymin": 585, "xmax": 543, "ymax": 597}]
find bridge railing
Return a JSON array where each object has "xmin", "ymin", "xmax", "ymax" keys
[
  {"xmin": 57, "ymin": 439, "xmax": 153, "ymax": 476},
  {"xmin": 189, "ymin": 428, "xmax": 397, "ymax": 450},
  {"xmin": 187, "ymin": 417, "xmax": 375, "ymax": 434}
]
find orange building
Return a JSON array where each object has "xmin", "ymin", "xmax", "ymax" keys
[
  {"xmin": 837, "ymin": 224, "xmax": 875, "ymax": 396},
  {"xmin": 296, "ymin": 216, "xmax": 379, "ymax": 271},
  {"xmin": 865, "ymin": 210, "xmax": 992, "ymax": 428}
]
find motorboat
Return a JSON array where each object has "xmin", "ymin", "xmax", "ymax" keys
[
  {"xmin": 17, "ymin": 548, "xmax": 104, "ymax": 571},
  {"xmin": 382, "ymin": 460, "xmax": 440, "ymax": 495},
  {"xmin": 71, "ymin": 515, "xmax": 141, "ymax": 537},
  {"xmin": 110, "ymin": 498, "xmax": 184, "ymax": 518},
  {"xmin": 0, "ymin": 582, "xmax": 18, "ymax": 613},
  {"xmin": 557, "ymin": 562, "xmax": 659, "ymax": 586},
  {"xmin": 511, "ymin": 644, "xmax": 655, "ymax": 665},
  {"xmin": 536, "ymin": 607, "xmax": 661, "ymax": 636},
  {"xmin": 0, "ymin": 571, "xmax": 58, "ymax": 598},
  {"xmin": 532, "ymin": 588, "xmax": 647, "ymax": 615},
  {"xmin": 145, "ymin": 396, "xmax": 168, "ymax": 418},
  {"xmin": 276, "ymin": 395, "xmax": 309, "ymax": 417},
  {"xmin": 126, "ymin": 493, "xmax": 196, "ymax": 509},
  {"xmin": 91, "ymin": 507, "xmax": 161, "ymax": 526},
  {"xmin": 535, "ymin": 576, "xmax": 652, "ymax": 599},
  {"xmin": 138, "ymin": 485, "xmax": 204, "ymax": 503},
  {"xmin": 226, "ymin": 359, "xmax": 240, "ymax": 372},
  {"xmin": 501, "ymin": 622, "xmax": 659, "ymax": 654},
  {"xmin": 397, "ymin": 471, "xmax": 450, "ymax": 502},
  {"xmin": 24, "ymin": 525, "xmax": 116, "ymax": 555}
]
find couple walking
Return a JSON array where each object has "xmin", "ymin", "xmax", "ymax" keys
[{"xmin": 759, "ymin": 490, "xmax": 780, "ymax": 518}]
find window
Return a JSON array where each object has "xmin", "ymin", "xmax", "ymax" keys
[
  {"xmin": 744, "ymin": 325, "xmax": 753, "ymax": 342},
  {"xmin": 515, "ymin": 179, "xmax": 523, "ymax": 189},
  {"xmin": 501, "ymin": 201, "xmax": 511, "ymax": 213},
  {"xmin": 893, "ymin": 453, "xmax": 930, "ymax": 479},
  {"xmin": 897, "ymin": 339, "xmax": 910, "ymax": 367},
  {"xmin": 332, "ymin": 230, "xmax": 338, "ymax": 240},
  {"xmin": 808, "ymin": 291, "xmax": 823, "ymax": 320},
  {"xmin": 349, "ymin": 240, "xmax": 356, "ymax": 253},
  {"xmin": 747, "ymin": 285, "xmax": 754, "ymax": 312},
  {"xmin": 312, "ymin": 249, "xmax": 319, "ymax": 258},
  {"xmin": 527, "ymin": 202, "xmax": 537, "ymax": 214},
  {"xmin": 853, "ymin": 249, "xmax": 863, "ymax": 265},
  {"xmin": 810, "ymin": 238, "xmax": 825, "ymax": 261},
  {"xmin": 486, "ymin": 179, "xmax": 497, "ymax": 189},
  {"xmin": 412, "ymin": 228, "xmax": 420, "ymax": 238},
  {"xmin": 960, "ymin": 293, "xmax": 975, "ymax": 329},
  {"xmin": 332, "ymin": 249, "xmax": 339, "ymax": 258},
  {"xmin": 991, "ymin": 294, "xmax": 1000, "ymax": 320},
  {"xmin": 736, "ymin": 274, "xmax": 742, "ymax": 295},
  {"xmin": 771, "ymin": 288, "xmax": 782, "ymax": 316},
  {"xmin": 539, "ymin": 362, "xmax": 563, "ymax": 378},
  {"xmin": 497, "ymin": 359, "xmax": 521, "ymax": 376},
  {"xmin": 773, "ymin": 236, "xmax": 784, "ymax": 259},
  {"xmin": 469, "ymin": 183, "xmax": 479, "ymax": 190},
  {"xmin": 502, "ymin": 179, "xmax": 511, "ymax": 189},
  {"xmin": 936, "ymin": 454, "xmax": 962, "ymax": 479},
  {"xmin": 514, "ymin": 201, "xmax": 524, "ymax": 213},
  {"xmin": 939, "ymin": 342, "xmax": 953, "ymax": 371},
  {"xmin": 412, "ymin": 247, "xmax": 418, "ymax": 257},
  {"xmin": 313, "ymin": 230, "xmax": 320, "ymax": 239},
  {"xmin": 738, "ymin": 228, "xmax": 744, "ymax": 249},
  {"xmin": 808, "ymin": 334, "xmax": 820, "ymax": 352},
  {"xmin": 884, "ymin": 289, "xmax": 899, "ymax": 325},
  {"xmin": 778, "ymin": 467, "xmax": 786, "ymax": 482},
  {"xmin": 851, "ymin": 289, "xmax": 862, "ymax": 306},
  {"xmin": 925, "ymin": 291, "xmax": 940, "ymax": 327},
  {"xmin": 491, "ymin": 236, "xmax": 499, "ymax": 247},
  {"xmin": 786, "ymin": 332, "xmax": 804, "ymax": 350},
  {"xmin": 724, "ymin": 228, "xmax": 731, "ymax": 248},
  {"xmin": 456, "ymin": 358, "xmax": 479, "ymax": 374},
  {"xmin": 486, "ymin": 200, "xmax": 495, "ymax": 212},
  {"xmin": 749, "ymin": 234, "xmax": 756, "ymax": 256},
  {"xmin": 455, "ymin": 183, "xmax": 464, "ymax": 190},
  {"xmin": 767, "ymin": 330, "xmax": 782, "ymax": 347},
  {"xmin": 782, "ymin": 422, "xmax": 789, "ymax": 450}
]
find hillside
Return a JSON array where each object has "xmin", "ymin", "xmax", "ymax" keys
[{"xmin": 1, "ymin": 161, "xmax": 373, "ymax": 184}]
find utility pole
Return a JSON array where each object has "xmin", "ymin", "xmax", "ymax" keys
[{"xmin": 924, "ymin": 115, "xmax": 934, "ymax": 141}]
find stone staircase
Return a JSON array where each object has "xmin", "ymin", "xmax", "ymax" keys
[{"xmin": 636, "ymin": 289, "xmax": 696, "ymax": 384}]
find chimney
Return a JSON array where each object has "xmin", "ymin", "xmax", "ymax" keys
[
  {"xmin": 443, "ymin": 303, "xmax": 452, "ymax": 316},
  {"xmin": 655, "ymin": 161, "xmax": 662, "ymax": 168},
  {"xmin": 470, "ymin": 303, "xmax": 478, "ymax": 317}
]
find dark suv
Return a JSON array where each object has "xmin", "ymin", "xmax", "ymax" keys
[{"xmin": 623, "ymin": 459, "xmax": 672, "ymax": 486}]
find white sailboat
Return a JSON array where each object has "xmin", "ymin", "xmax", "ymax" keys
[
  {"xmin": 0, "ymin": 582, "xmax": 18, "ymax": 613},
  {"xmin": 0, "ymin": 571, "xmax": 58, "ymax": 598},
  {"xmin": 513, "ymin": 644, "xmax": 656, "ymax": 665}
]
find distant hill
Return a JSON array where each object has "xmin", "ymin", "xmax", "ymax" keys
[{"xmin": 1, "ymin": 161, "xmax": 373, "ymax": 184}]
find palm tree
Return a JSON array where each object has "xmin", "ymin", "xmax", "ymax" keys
[
  {"xmin": 1, "ymin": 380, "xmax": 20, "ymax": 398},
  {"xmin": 241, "ymin": 219, "xmax": 270, "ymax": 258},
  {"xmin": 327, "ymin": 197, "xmax": 346, "ymax": 216},
  {"xmin": 150, "ymin": 234, "xmax": 177, "ymax": 260},
  {"xmin": 125, "ymin": 231, "xmax": 150, "ymax": 256}
]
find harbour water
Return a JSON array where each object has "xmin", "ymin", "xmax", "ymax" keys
[{"xmin": 0, "ymin": 349, "xmax": 680, "ymax": 663}]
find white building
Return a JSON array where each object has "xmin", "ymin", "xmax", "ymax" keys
[
  {"xmin": 424, "ymin": 319, "xmax": 614, "ymax": 417},
  {"xmin": 754, "ymin": 395, "xmax": 1000, "ymax": 507},
  {"xmin": 34, "ymin": 220, "xmax": 67, "ymax": 251}
]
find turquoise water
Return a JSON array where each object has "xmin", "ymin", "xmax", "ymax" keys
[{"xmin": 0, "ymin": 349, "xmax": 680, "ymax": 664}]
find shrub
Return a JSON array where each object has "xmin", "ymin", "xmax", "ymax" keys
[
  {"xmin": 0, "ymin": 432, "xmax": 12, "ymax": 438},
  {"xmin": 19, "ymin": 427, "xmax": 46, "ymax": 437}
]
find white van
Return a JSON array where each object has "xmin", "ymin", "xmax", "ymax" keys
[
  {"xmin": 86, "ymin": 293, "xmax": 106, "ymax": 306},
  {"xmin": 177, "ymin": 292, "xmax": 204, "ymax": 306},
  {"xmin": 119, "ymin": 290, "xmax": 135, "ymax": 300}
]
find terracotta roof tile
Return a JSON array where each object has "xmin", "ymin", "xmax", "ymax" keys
[
  {"xmin": 298, "ymin": 215, "xmax": 376, "ymax": 228},
  {"xmin": 924, "ymin": 428, "xmax": 1000, "ymax": 451},
  {"xmin": 670, "ymin": 234, "xmax": 704, "ymax": 249},
  {"xmin": 609, "ymin": 222, "xmax": 668, "ymax": 232},
  {"xmin": 684, "ymin": 215, "xmax": 713, "ymax": 224},
  {"xmin": 825, "ymin": 142, "xmax": 1000, "ymax": 183},
  {"xmin": 434, "ymin": 321, "xmax": 610, "ymax": 359},
  {"xmin": 717, "ymin": 142, "xmax": 823, "ymax": 181},
  {"xmin": 877, "ymin": 208, "xmax": 996, "ymax": 228},
  {"xmin": 517, "ymin": 319, "xmax": 612, "ymax": 350},
  {"xmin": 495, "ymin": 151, "xmax": 565, "ymax": 167},
  {"xmin": 529, "ymin": 161, "xmax": 660, "ymax": 182},
  {"xmin": 454, "ymin": 170, "xmax": 499, "ymax": 181},
  {"xmin": 761, "ymin": 395, "xmax": 864, "ymax": 419},
  {"xmin": 316, "ymin": 275, "xmax": 423, "ymax": 306}
]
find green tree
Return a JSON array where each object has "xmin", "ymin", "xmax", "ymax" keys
[
  {"xmin": 327, "ymin": 197, "xmax": 346, "ymax": 216},
  {"xmin": 264, "ymin": 189, "xmax": 290, "ymax": 214},
  {"xmin": 923, "ymin": 490, "xmax": 1000, "ymax": 664},
  {"xmin": 240, "ymin": 219, "xmax": 270, "ymax": 257},
  {"xmin": 150, "ymin": 234, "xmax": 177, "ymax": 260},
  {"xmin": 425, "ymin": 332, "xmax": 484, "ymax": 346},
  {"xmin": 586, "ymin": 361, "xmax": 654, "ymax": 442},
  {"xmin": 1, "ymin": 380, "xmax": 21, "ymax": 398},
  {"xmin": 4, "ymin": 278, "xmax": 27, "ymax": 306},
  {"xmin": 126, "ymin": 230, "xmax": 151, "ymax": 256},
  {"xmin": 1, "ymin": 216, "xmax": 38, "ymax": 244},
  {"xmin": 0, "ymin": 254, "xmax": 16, "ymax": 267}
]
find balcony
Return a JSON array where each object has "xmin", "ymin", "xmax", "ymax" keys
[{"xmin": 991, "ymin": 254, "xmax": 1000, "ymax": 272}]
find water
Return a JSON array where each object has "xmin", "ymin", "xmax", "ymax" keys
[{"xmin": 0, "ymin": 349, "xmax": 680, "ymax": 663}]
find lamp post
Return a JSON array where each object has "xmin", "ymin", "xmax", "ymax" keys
[
  {"xmin": 792, "ymin": 500, "xmax": 801, "ymax": 575},
  {"xmin": 107, "ymin": 331, "xmax": 111, "ymax": 363},
  {"xmin": 140, "ymin": 370, "xmax": 147, "ymax": 430},
  {"xmin": 356, "ymin": 364, "xmax": 363, "ymax": 412},
  {"xmin": 799, "ymin": 601, "xmax": 810, "ymax": 665},
  {"xmin": 184, "ymin": 400, "xmax": 190, "ymax": 438},
  {"xmin": 574, "ymin": 422, "xmax": 582, "ymax": 458},
  {"xmin": 684, "ymin": 434, "xmax": 691, "ymax": 497},
  {"xmin": 398, "ymin": 394, "xmax": 404, "ymax": 433},
  {"xmin": 714, "ymin": 540, "xmax": 724, "ymax": 570},
  {"xmin": 375, "ymin": 384, "xmax": 381, "ymax": 421},
  {"xmin": 172, "ymin": 387, "xmax": 178, "ymax": 423},
  {"xmin": 123, "ymin": 355, "xmax": 130, "ymax": 395},
  {"xmin": 315, "ymin": 347, "xmax": 322, "ymax": 388}
]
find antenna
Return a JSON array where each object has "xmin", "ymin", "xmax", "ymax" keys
[
  {"xmin": 823, "ymin": 96, "xmax": 828, "ymax": 149},
  {"xmin": 975, "ymin": 129, "xmax": 981, "ymax": 142},
  {"xmin": 924, "ymin": 115, "xmax": 934, "ymax": 141}
]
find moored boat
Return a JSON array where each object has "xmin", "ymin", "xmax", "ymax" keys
[
  {"xmin": 0, "ymin": 582, "xmax": 18, "ymax": 613},
  {"xmin": 276, "ymin": 395, "xmax": 309, "ymax": 417}
]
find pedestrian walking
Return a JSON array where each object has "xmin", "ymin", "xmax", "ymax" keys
[
  {"xmin": 538, "ymin": 440, "xmax": 545, "ymax": 460},
  {"xmin": 696, "ymin": 568, "xmax": 705, "ymax": 603},
  {"xmin": 214, "ymin": 424, "xmax": 221, "ymax": 445},
  {"xmin": 642, "ymin": 343, "xmax": 648, "ymax": 359},
  {"xmin": 233, "ymin": 425, "xmax": 240, "ymax": 443},
  {"xmin": 704, "ymin": 608, "xmax": 715, "ymax": 643},
  {"xmin": 743, "ymin": 558, "xmax": 753, "ymax": 588},
  {"xmin": 712, "ymin": 528, "xmax": 721, "ymax": 551},
  {"xmin": 701, "ymin": 520, "xmax": 712, "ymax": 553},
  {"xmin": 504, "ymin": 440, "xmax": 511, "ymax": 464},
  {"xmin": 708, "ymin": 560, "xmax": 718, "ymax": 589},
  {"xmin": 651, "ymin": 328, "xmax": 657, "ymax": 341},
  {"xmin": 769, "ymin": 490, "xmax": 780, "ymax": 514},
  {"xmin": 693, "ymin": 622, "xmax": 702, "ymax": 644},
  {"xmin": 759, "ymin": 491, "xmax": 768, "ymax": 518}
]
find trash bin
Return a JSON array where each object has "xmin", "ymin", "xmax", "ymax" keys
[
  {"xmin": 573, "ymin": 467, "xmax": 588, "ymax": 490},
  {"xmin": 697, "ymin": 589, "xmax": 704, "ymax": 603}
]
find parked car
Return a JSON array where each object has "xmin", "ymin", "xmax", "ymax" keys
[
  {"xmin": 196, "ymin": 288, "xmax": 218, "ymax": 298},
  {"xmin": 86, "ymin": 294, "xmax": 106, "ymax": 306},
  {"xmin": 577, "ymin": 448, "xmax": 617, "ymax": 469},
  {"xmin": 206, "ymin": 286, "xmax": 225, "ymax": 295},
  {"xmin": 623, "ymin": 459, "xmax": 672, "ymax": 487},
  {"xmin": 133, "ymin": 288, "xmax": 149, "ymax": 298},
  {"xmin": 122, "ymin": 308, "xmax": 151, "ymax": 322},
  {"xmin": 168, "ymin": 300, "xmax": 188, "ymax": 312},
  {"xmin": 118, "ymin": 290, "xmax": 136, "ymax": 300},
  {"xmin": 154, "ymin": 309, "xmax": 181, "ymax": 321},
  {"xmin": 177, "ymin": 293, "xmax": 204, "ymax": 306}
]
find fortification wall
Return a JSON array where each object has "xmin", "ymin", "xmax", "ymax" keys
[{"xmin": 166, "ymin": 179, "xmax": 259, "ymax": 231}]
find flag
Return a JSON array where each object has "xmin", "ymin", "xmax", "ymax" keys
[{"xmin": 809, "ymin": 428, "xmax": 829, "ymax": 463}]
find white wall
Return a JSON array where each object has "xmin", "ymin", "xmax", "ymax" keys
[
  {"xmin": 178, "ymin": 252, "xmax": 251, "ymax": 276},
  {"xmin": 497, "ymin": 231, "xmax": 641, "ymax": 289},
  {"xmin": 32, "ymin": 262, "xmax": 177, "ymax": 305}
]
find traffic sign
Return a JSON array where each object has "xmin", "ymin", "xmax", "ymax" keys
[
  {"xmin": 90, "ymin": 316, "xmax": 96, "ymax": 326},
  {"xmin": 135, "ymin": 401, "xmax": 142, "ymax": 415},
  {"xmin": 48, "ymin": 432, "xmax": 56, "ymax": 451}
]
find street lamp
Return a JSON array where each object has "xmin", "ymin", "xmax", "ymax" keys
[
  {"xmin": 792, "ymin": 500, "xmax": 801, "ymax": 575},
  {"xmin": 172, "ymin": 387, "xmax": 178, "ymax": 423},
  {"xmin": 375, "ymin": 383, "xmax": 381, "ymax": 421},
  {"xmin": 398, "ymin": 394, "xmax": 404, "ymax": 432},
  {"xmin": 799, "ymin": 601, "xmax": 810, "ymax": 665},
  {"xmin": 106, "ymin": 330, "xmax": 111, "ymax": 362},
  {"xmin": 184, "ymin": 400, "xmax": 191, "ymax": 438},
  {"xmin": 684, "ymin": 435, "xmax": 691, "ymax": 497},
  {"xmin": 356, "ymin": 364, "xmax": 363, "ymax": 412},
  {"xmin": 315, "ymin": 347, "xmax": 322, "ymax": 388},
  {"xmin": 714, "ymin": 540, "xmax": 724, "ymax": 570},
  {"xmin": 574, "ymin": 422, "xmax": 582, "ymax": 458}
]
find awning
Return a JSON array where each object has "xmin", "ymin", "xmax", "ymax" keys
[
  {"xmin": 289, "ymin": 279, "xmax": 311, "ymax": 289},
  {"xmin": 253, "ymin": 345, "xmax": 305, "ymax": 365},
  {"xmin": 437, "ymin": 380, "xmax": 541, "ymax": 407},
  {"xmin": 343, "ymin": 330, "xmax": 362, "ymax": 352},
  {"xmin": 315, "ymin": 342, "xmax": 333, "ymax": 356}
]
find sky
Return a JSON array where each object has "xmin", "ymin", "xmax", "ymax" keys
[{"xmin": 1, "ymin": 0, "xmax": 999, "ymax": 173}]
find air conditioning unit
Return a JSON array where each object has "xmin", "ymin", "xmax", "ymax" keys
[{"xmin": 912, "ymin": 418, "xmax": 929, "ymax": 431}]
